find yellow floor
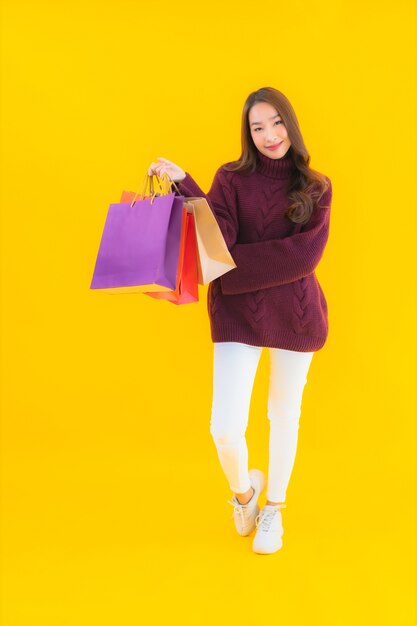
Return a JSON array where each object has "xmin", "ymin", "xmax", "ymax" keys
[{"xmin": 2, "ymin": 446, "xmax": 416, "ymax": 626}]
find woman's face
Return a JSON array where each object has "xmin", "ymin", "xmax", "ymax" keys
[{"xmin": 248, "ymin": 102, "xmax": 291, "ymax": 159}]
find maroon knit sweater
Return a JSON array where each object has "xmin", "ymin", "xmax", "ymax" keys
[{"xmin": 176, "ymin": 150, "xmax": 332, "ymax": 352}]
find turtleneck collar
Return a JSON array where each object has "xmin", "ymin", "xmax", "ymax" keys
[{"xmin": 255, "ymin": 149, "xmax": 296, "ymax": 179}]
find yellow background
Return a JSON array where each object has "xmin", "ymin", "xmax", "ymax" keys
[{"xmin": 1, "ymin": 0, "xmax": 416, "ymax": 624}]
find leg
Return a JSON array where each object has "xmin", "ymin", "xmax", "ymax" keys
[
  {"xmin": 209, "ymin": 342, "xmax": 262, "ymax": 498},
  {"xmin": 266, "ymin": 348, "xmax": 315, "ymax": 504}
]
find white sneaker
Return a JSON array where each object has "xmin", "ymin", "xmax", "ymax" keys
[
  {"xmin": 252, "ymin": 503, "xmax": 287, "ymax": 554},
  {"xmin": 227, "ymin": 469, "xmax": 266, "ymax": 537}
]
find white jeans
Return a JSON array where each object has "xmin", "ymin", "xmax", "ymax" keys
[{"xmin": 209, "ymin": 342, "xmax": 314, "ymax": 503}]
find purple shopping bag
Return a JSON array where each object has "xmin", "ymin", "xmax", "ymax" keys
[{"xmin": 90, "ymin": 193, "xmax": 186, "ymax": 294}]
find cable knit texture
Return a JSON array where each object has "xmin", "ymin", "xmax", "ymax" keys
[{"xmin": 175, "ymin": 150, "xmax": 332, "ymax": 352}]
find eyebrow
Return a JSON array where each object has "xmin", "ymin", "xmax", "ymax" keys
[{"xmin": 250, "ymin": 113, "xmax": 281, "ymax": 126}]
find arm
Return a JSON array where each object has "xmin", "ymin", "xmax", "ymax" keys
[
  {"xmin": 174, "ymin": 172, "xmax": 205, "ymax": 198},
  {"xmin": 220, "ymin": 178, "xmax": 333, "ymax": 295},
  {"xmin": 175, "ymin": 168, "xmax": 239, "ymax": 250}
]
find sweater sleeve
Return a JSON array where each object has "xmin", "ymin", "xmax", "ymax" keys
[
  {"xmin": 220, "ymin": 178, "xmax": 332, "ymax": 295},
  {"xmin": 174, "ymin": 168, "xmax": 239, "ymax": 250}
]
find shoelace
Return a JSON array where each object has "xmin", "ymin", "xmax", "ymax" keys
[
  {"xmin": 255, "ymin": 504, "xmax": 287, "ymax": 531},
  {"xmin": 227, "ymin": 497, "xmax": 254, "ymax": 529}
]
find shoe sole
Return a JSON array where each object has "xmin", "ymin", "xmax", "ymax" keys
[{"xmin": 253, "ymin": 540, "xmax": 283, "ymax": 554}]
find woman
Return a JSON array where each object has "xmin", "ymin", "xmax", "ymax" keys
[{"xmin": 148, "ymin": 86, "xmax": 333, "ymax": 555}]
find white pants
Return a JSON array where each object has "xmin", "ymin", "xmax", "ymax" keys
[{"xmin": 209, "ymin": 342, "xmax": 314, "ymax": 503}]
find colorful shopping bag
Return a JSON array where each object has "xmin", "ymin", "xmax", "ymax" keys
[
  {"xmin": 182, "ymin": 197, "xmax": 237, "ymax": 285},
  {"xmin": 138, "ymin": 172, "xmax": 236, "ymax": 285},
  {"xmin": 90, "ymin": 174, "xmax": 185, "ymax": 294},
  {"xmin": 120, "ymin": 188, "xmax": 199, "ymax": 305},
  {"xmin": 145, "ymin": 212, "xmax": 198, "ymax": 304}
]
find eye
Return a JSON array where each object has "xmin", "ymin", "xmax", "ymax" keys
[{"xmin": 253, "ymin": 120, "xmax": 282, "ymax": 132}]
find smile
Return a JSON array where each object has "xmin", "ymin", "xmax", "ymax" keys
[{"xmin": 266, "ymin": 142, "xmax": 283, "ymax": 151}]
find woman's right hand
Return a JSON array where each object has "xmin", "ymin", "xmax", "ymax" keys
[{"xmin": 147, "ymin": 157, "xmax": 186, "ymax": 183}]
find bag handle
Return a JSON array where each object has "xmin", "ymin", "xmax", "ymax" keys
[{"xmin": 130, "ymin": 171, "xmax": 182, "ymax": 208}]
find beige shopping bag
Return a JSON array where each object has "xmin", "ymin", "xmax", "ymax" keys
[{"xmin": 183, "ymin": 197, "xmax": 237, "ymax": 285}]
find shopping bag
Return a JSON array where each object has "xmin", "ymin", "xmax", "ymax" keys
[
  {"xmin": 130, "ymin": 172, "xmax": 236, "ymax": 286},
  {"xmin": 145, "ymin": 212, "xmax": 199, "ymax": 304},
  {"xmin": 90, "ymin": 174, "xmax": 185, "ymax": 294},
  {"xmin": 120, "ymin": 188, "xmax": 199, "ymax": 305},
  {"xmin": 183, "ymin": 197, "xmax": 237, "ymax": 285}
]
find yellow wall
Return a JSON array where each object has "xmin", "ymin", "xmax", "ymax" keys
[{"xmin": 1, "ymin": 0, "xmax": 416, "ymax": 624}]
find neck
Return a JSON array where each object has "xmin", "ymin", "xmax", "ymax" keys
[{"xmin": 256, "ymin": 149, "xmax": 295, "ymax": 179}]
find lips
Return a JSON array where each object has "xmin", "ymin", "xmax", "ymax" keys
[{"xmin": 266, "ymin": 142, "xmax": 283, "ymax": 151}]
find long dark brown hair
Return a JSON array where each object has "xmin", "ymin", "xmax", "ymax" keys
[{"xmin": 223, "ymin": 87, "xmax": 331, "ymax": 225}]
